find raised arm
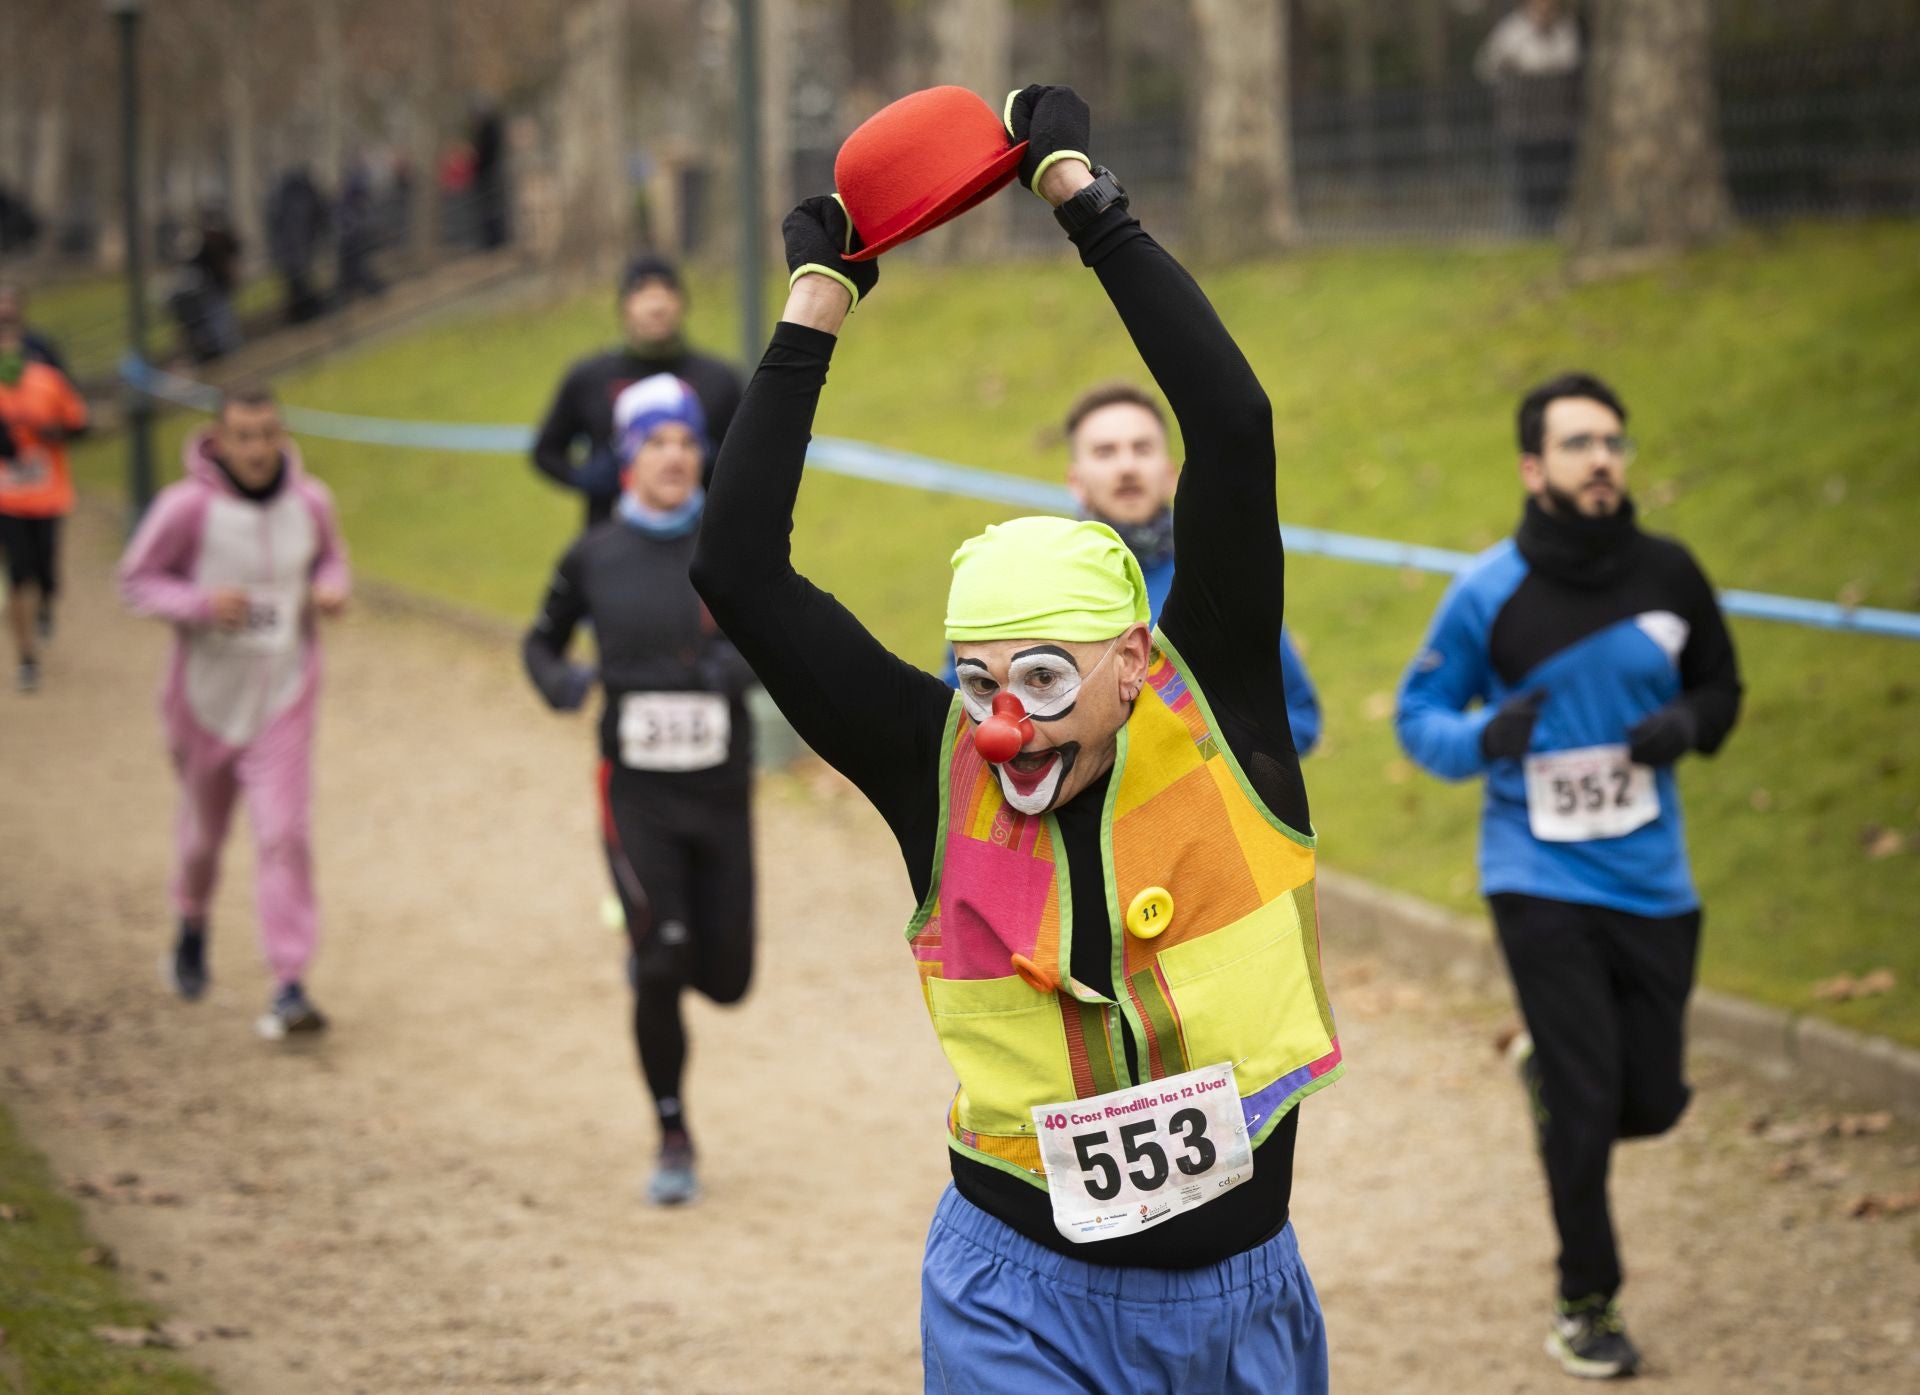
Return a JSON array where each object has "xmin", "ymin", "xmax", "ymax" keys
[
  {"xmin": 690, "ymin": 198, "xmax": 951, "ymax": 826},
  {"xmin": 1008, "ymin": 87, "xmax": 1282, "ymax": 661}
]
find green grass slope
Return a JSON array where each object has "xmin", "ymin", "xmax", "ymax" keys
[
  {"xmin": 70, "ymin": 222, "xmax": 1920, "ymax": 1042},
  {"xmin": 0, "ymin": 1103, "xmax": 219, "ymax": 1393}
]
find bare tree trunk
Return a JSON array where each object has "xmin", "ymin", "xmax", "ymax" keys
[
  {"xmin": 929, "ymin": 0, "xmax": 1012, "ymax": 260},
  {"xmin": 1340, "ymin": 0, "xmax": 1377, "ymax": 190},
  {"xmin": 1411, "ymin": 0, "xmax": 1449, "ymax": 159},
  {"xmin": 316, "ymin": 0, "xmax": 346, "ymax": 190},
  {"xmin": 1190, "ymin": 0, "xmax": 1298, "ymax": 259},
  {"xmin": 224, "ymin": 0, "xmax": 261, "ymax": 260},
  {"xmin": 1061, "ymin": 0, "xmax": 1114, "ymax": 116},
  {"xmin": 1566, "ymin": 0, "xmax": 1731, "ymax": 255},
  {"xmin": 407, "ymin": 0, "xmax": 448, "ymax": 263},
  {"xmin": 842, "ymin": 0, "xmax": 899, "ymax": 127},
  {"xmin": 762, "ymin": 0, "xmax": 795, "ymax": 228},
  {"xmin": 555, "ymin": 0, "xmax": 629, "ymax": 269}
]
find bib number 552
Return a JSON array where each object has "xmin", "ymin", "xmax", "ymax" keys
[{"xmin": 1069, "ymin": 1110, "xmax": 1217, "ymax": 1202}]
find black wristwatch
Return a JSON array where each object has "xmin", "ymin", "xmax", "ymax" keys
[{"xmin": 1053, "ymin": 165, "xmax": 1128, "ymax": 235}]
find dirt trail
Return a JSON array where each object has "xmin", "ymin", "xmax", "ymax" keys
[{"xmin": 2, "ymin": 508, "xmax": 1915, "ymax": 1394}]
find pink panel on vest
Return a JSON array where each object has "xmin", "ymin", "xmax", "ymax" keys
[{"xmin": 936, "ymin": 836, "xmax": 1054, "ymax": 980}]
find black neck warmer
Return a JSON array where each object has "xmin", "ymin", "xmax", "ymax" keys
[
  {"xmin": 1096, "ymin": 505, "xmax": 1176, "ymax": 573},
  {"xmin": 214, "ymin": 454, "xmax": 287, "ymax": 503},
  {"xmin": 1515, "ymin": 494, "xmax": 1640, "ymax": 589}
]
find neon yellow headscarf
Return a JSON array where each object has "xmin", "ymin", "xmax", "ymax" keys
[{"xmin": 945, "ymin": 516, "xmax": 1149, "ymax": 642}]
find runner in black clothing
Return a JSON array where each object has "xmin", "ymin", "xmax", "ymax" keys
[
  {"xmin": 524, "ymin": 373, "xmax": 756, "ymax": 1207},
  {"xmin": 694, "ymin": 87, "xmax": 1338, "ymax": 1393},
  {"xmin": 531, "ymin": 256, "xmax": 743, "ymax": 529}
]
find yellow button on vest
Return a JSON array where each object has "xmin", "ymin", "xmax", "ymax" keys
[{"xmin": 1125, "ymin": 886, "xmax": 1175, "ymax": 939}]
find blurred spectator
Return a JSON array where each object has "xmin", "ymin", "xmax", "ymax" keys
[
  {"xmin": 438, "ymin": 141, "xmax": 478, "ymax": 247},
  {"xmin": 267, "ymin": 166, "xmax": 331, "ymax": 324},
  {"xmin": 335, "ymin": 159, "xmax": 387, "ymax": 304},
  {"xmin": 0, "ymin": 186, "xmax": 39, "ymax": 255},
  {"xmin": 0, "ymin": 282, "xmax": 70, "ymax": 376},
  {"xmin": 170, "ymin": 206, "xmax": 244, "ymax": 362},
  {"xmin": 1475, "ymin": 0, "xmax": 1585, "ymax": 233},
  {"xmin": 532, "ymin": 255, "xmax": 742, "ymax": 529},
  {"xmin": 471, "ymin": 98, "xmax": 510, "ymax": 250}
]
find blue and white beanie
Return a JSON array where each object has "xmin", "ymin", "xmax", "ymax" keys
[{"xmin": 614, "ymin": 373, "xmax": 709, "ymax": 463}]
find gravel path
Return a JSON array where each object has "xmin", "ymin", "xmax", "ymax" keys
[{"xmin": 2, "ymin": 508, "xmax": 1914, "ymax": 1393}]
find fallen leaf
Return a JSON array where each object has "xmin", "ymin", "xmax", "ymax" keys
[
  {"xmin": 1492, "ymin": 1021, "xmax": 1527, "ymax": 1057},
  {"xmin": 1842, "ymin": 1187, "xmax": 1920, "ymax": 1220},
  {"xmin": 1864, "ymin": 827, "xmax": 1907, "ymax": 860},
  {"xmin": 110, "ymin": 1172, "xmax": 140, "ymax": 1188},
  {"xmin": 1361, "ymin": 691, "xmax": 1394, "ymax": 722},
  {"xmin": 1813, "ymin": 971, "xmax": 1898, "ymax": 1002},
  {"xmin": 0, "ymin": 1203, "xmax": 27, "ymax": 1223},
  {"xmin": 68, "ymin": 1176, "xmax": 105, "ymax": 1198},
  {"xmin": 92, "ymin": 1325, "xmax": 171, "ymax": 1349},
  {"xmin": 1838, "ymin": 580, "xmax": 1868, "ymax": 608},
  {"xmin": 1767, "ymin": 1155, "xmax": 1807, "ymax": 1181},
  {"xmin": 1833, "ymin": 1112, "xmax": 1894, "ymax": 1138},
  {"xmin": 1749, "ymin": 787, "xmax": 1773, "ymax": 812},
  {"xmin": 78, "ymin": 1246, "xmax": 117, "ymax": 1269}
]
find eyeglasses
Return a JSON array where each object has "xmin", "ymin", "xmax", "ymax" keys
[{"xmin": 1551, "ymin": 433, "xmax": 1637, "ymax": 460}]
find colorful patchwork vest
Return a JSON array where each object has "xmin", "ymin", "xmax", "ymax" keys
[{"xmin": 906, "ymin": 635, "xmax": 1343, "ymax": 1190}]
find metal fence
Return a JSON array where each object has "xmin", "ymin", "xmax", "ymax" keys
[{"xmin": 792, "ymin": 37, "xmax": 1920, "ymax": 253}]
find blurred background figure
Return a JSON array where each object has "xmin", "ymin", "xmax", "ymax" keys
[
  {"xmin": 0, "ymin": 282, "xmax": 69, "ymax": 376},
  {"xmin": 470, "ymin": 97, "xmax": 510, "ymax": 251},
  {"xmin": 266, "ymin": 164, "xmax": 330, "ymax": 325},
  {"xmin": 1475, "ymin": 0, "xmax": 1585, "ymax": 233},
  {"xmin": 117, "ymin": 385, "xmax": 352, "ymax": 1040},
  {"xmin": 531, "ymin": 255, "xmax": 741, "ymax": 530},
  {"xmin": 334, "ymin": 158, "xmax": 387, "ymax": 305},
  {"xmin": 169, "ymin": 205, "xmax": 244, "ymax": 363},
  {"xmin": 0, "ymin": 299, "xmax": 87, "ymax": 692}
]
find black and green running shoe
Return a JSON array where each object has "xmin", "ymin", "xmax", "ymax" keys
[{"xmin": 1547, "ymin": 1295, "xmax": 1641, "ymax": 1379}]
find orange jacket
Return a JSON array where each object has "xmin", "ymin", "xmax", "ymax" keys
[{"xmin": 0, "ymin": 361, "xmax": 88, "ymax": 518}]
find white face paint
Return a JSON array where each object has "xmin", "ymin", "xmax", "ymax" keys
[{"xmin": 953, "ymin": 639, "xmax": 1121, "ymax": 815}]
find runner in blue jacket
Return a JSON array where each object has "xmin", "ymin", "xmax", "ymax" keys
[{"xmin": 1396, "ymin": 372, "xmax": 1741, "ymax": 1380}]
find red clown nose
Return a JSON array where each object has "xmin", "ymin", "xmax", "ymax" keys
[{"xmin": 974, "ymin": 691, "xmax": 1035, "ymax": 764}]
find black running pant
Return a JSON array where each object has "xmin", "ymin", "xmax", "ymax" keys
[
  {"xmin": 1490, "ymin": 892, "xmax": 1701, "ymax": 1303},
  {"xmin": 598, "ymin": 761, "xmax": 755, "ymax": 1120},
  {"xmin": 0, "ymin": 513, "xmax": 59, "ymax": 594}
]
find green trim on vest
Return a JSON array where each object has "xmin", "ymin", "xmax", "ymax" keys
[{"xmin": 907, "ymin": 645, "xmax": 1342, "ymax": 1192}]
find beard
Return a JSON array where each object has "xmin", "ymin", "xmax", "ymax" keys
[
  {"xmin": 1544, "ymin": 477, "xmax": 1621, "ymax": 518},
  {"xmin": 994, "ymin": 741, "xmax": 1081, "ymax": 815}
]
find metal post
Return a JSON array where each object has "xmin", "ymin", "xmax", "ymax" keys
[
  {"xmin": 110, "ymin": 0, "xmax": 156, "ymax": 525},
  {"xmin": 736, "ymin": 0, "xmax": 765, "ymax": 367}
]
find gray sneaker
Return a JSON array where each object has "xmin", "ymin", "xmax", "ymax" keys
[
  {"xmin": 255, "ymin": 982, "xmax": 329, "ymax": 1040},
  {"xmin": 646, "ymin": 1133, "xmax": 700, "ymax": 1207},
  {"xmin": 1547, "ymin": 1296, "xmax": 1641, "ymax": 1379},
  {"xmin": 16, "ymin": 657, "xmax": 38, "ymax": 693}
]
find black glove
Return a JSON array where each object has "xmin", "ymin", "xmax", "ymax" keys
[
  {"xmin": 1002, "ymin": 84, "xmax": 1092, "ymax": 194},
  {"xmin": 1627, "ymin": 702, "xmax": 1699, "ymax": 766},
  {"xmin": 782, "ymin": 194, "xmax": 877, "ymax": 309},
  {"xmin": 0, "ymin": 418, "xmax": 15, "ymax": 461},
  {"xmin": 1480, "ymin": 690, "xmax": 1547, "ymax": 762}
]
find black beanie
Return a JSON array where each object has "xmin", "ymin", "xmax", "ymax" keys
[{"xmin": 619, "ymin": 254, "xmax": 683, "ymax": 299}]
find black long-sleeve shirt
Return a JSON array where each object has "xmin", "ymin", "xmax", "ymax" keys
[
  {"xmin": 693, "ymin": 206, "xmax": 1310, "ymax": 1268},
  {"xmin": 531, "ymin": 346, "xmax": 743, "ymax": 528},
  {"xmin": 524, "ymin": 521, "xmax": 755, "ymax": 798}
]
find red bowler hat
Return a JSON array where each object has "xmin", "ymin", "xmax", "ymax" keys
[{"xmin": 835, "ymin": 86, "xmax": 1027, "ymax": 262}]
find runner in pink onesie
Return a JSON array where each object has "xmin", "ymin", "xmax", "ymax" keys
[{"xmin": 118, "ymin": 385, "xmax": 350, "ymax": 1038}]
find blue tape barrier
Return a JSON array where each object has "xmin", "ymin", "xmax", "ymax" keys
[{"xmin": 122, "ymin": 358, "xmax": 1920, "ymax": 642}]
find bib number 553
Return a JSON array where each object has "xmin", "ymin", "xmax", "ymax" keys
[{"xmin": 1068, "ymin": 1110, "xmax": 1217, "ymax": 1202}]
